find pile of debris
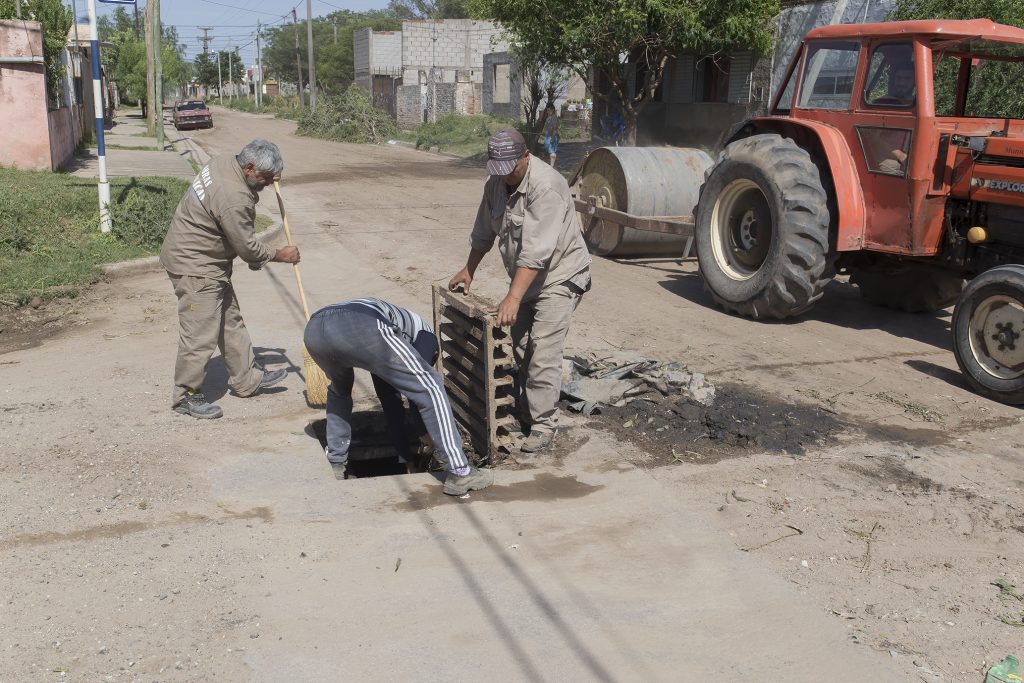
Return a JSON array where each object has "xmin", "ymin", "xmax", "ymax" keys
[{"xmin": 561, "ymin": 351, "xmax": 716, "ymax": 415}]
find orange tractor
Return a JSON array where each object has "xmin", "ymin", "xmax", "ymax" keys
[{"xmin": 574, "ymin": 20, "xmax": 1024, "ymax": 404}]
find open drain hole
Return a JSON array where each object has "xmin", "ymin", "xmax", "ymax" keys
[{"xmin": 305, "ymin": 411, "xmax": 437, "ymax": 480}]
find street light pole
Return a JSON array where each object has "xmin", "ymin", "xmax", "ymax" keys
[{"xmin": 86, "ymin": 0, "xmax": 111, "ymax": 233}]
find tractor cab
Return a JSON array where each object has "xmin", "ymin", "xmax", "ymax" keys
[{"xmin": 768, "ymin": 20, "xmax": 1024, "ymax": 262}]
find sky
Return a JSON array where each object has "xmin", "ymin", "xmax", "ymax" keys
[{"xmin": 85, "ymin": 0, "xmax": 390, "ymax": 64}]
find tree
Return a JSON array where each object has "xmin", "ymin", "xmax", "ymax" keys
[
  {"xmin": 100, "ymin": 9, "xmax": 187, "ymax": 107},
  {"xmin": 511, "ymin": 50, "xmax": 570, "ymax": 145},
  {"xmin": 890, "ymin": 0, "xmax": 1024, "ymax": 118},
  {"xmin": 260, "ymin": 10, "xmax": 401, "ymax": 95},
  {"xmin": 469, "ymin": 0, "xmax": 779, "ymax": 144},
  {"xmin": 97, "ymin": 5, "xmax": 136, "ymax": 41},
  {"xmin": 0, "ymin": 0, "xmax": 73, "ymax": 106},
  {"xmin": 192, "ymin": 53, "xmax": 219, "ymax": 94},
  {"xmin": 386, "ymin": 0, "xmax": 469, "ymax": 19}
]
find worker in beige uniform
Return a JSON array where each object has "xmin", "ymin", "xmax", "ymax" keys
[
  {"xmin": 449, "ymin": 129, "xmax": 592, "ymax": 453},
  {"xmin": 160, "ymin": 139, "xmax": 300, "ymax": 419}
]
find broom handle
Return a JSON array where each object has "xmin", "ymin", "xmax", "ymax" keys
[{"xmin": 273, "ymin": 181, "xmax": 312, "ymax": 322}]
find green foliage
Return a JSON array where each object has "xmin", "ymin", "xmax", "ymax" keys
[
  {"xmin": 260, "ymin": 10, "xmax": 401, "ymax": 95},
  {"xmin": 469, "ymin": 0, "xmax": 779, "ymax": 142},
  {"xmin": 412, "ymin": 113, "xmax": 514, "ymax": 156},
  {"xmin": 891, "ymin": 0, "xmax": 1024, "ymax": 118},
  {"xmin": 296, "ymin": 84, "xmax": 399, "ymax": 144},
  {"xmin": 386, "ymin": 0, "xmax": 469, "ymax": 19},
  {"xmin": 108, "ymin": 181, "xmax": 184, "ymax": 248},
  {"xmin": 222, "ymin": 95, "xmax": 304, "ymax": 119},
  {"xmin": 0, "ymin": 0, "xmax": 72, "ymax": 105},
  {"xmin": 97, "ymin": 6, "xmax": 136, "ymax": 41},
  {"xmin": 0, "ymin": 169, "xmax": 188, "ymax": 301},
  {"xmin": 99, "ymin": 7, "xmax": 189, "ymax": 104},
  {"xmin": 192, "ymin": 53, "xmax": 219, "ymax": 90}
]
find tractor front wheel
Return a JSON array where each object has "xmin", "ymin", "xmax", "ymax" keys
[
  {"xmin": 695, "ymin": 134, "xmax": 831, "ymax": 319},
  {"xmin": 952, "ymin": 264, "xmax": 1024, "ymax": 405}
]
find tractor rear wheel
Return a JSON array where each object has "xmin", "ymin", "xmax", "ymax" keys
[
  {"xmin": 952, "ymin": 264, "xmax": 1024, "ymax": 405},
  {"xmin": 695, "ymin": 134, "xmax": 831, "ymax": 319},
  {"xmin": 852, "ymin": 262, "xmax": 963, "ymax": 313}
]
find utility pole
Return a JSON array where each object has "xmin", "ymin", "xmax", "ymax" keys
[
  {"xmin": 255, "ymin": 21, "xmax": 263, "ymax": 107},
  {"xmin": 14, "ymin": 0, "xmax": 20, "ymax": 19},
  {"xmin": 228, "ymin": 48, "xmax": 234, "ymax": 102},
  {"xmin": 153, "ymin": 0, "xmax": 163, "ymax": 149},
  {"xmin": 144, "ymin": 0, "xmax": 155, "ymax": 133},
  {"xmin": 306, "ymin": 0, "xmax": 316, "ymax": 112},
  {"xmin": 86, "ymin": 0, "xmax": 111, "ymax": 233},
  {"xmin": 217, "ymin": 50, "xmax": 223, "ymax": 105},
  {"xmin": 292, "ymin": 7, "xmax": 304, "ymax": 108},
  {"xmin": 333, "ymin": 21, "xmax": 337, "ymax": 45},
  {"xmin": 197, "ymin": 27, "xmax": 213, "ymax": 55}
]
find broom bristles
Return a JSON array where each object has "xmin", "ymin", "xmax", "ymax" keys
[{"xmin": 303, "ymin": 346, "xmax": 330, "ymax": 408}]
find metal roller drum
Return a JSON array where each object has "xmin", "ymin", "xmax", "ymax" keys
[{"xmin": 575, "ymin": 147, "xmax": 714, "ymax": 257}]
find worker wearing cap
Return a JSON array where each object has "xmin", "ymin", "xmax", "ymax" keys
[
  {"xmin": 160, "ymin": 139, "xmax": 300, "ymax": 420},
  {"xmin": 449, "ymin": 128, "xmax": 592, "ymax": 453},
  {"xmin": 303, "ymin": 297, "xmax": 493, "ymax": 495}
]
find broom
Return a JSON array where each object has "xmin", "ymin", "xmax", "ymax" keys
[{"xmin": 273, "ymin": 181, "xmax": 329, "ymax": 408}]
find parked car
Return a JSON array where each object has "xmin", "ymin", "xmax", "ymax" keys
[{"xmin": 172, "ymin": 100, "xmax": 213, "ymax": 130}]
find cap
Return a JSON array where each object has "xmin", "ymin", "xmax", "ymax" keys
[{"xmin": 486, "ymin": 128, "xmax": 527, "ymax": 176}]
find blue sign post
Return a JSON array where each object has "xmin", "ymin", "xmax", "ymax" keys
[{"xmin": 87, "ymin": 0, "xmax": 111, "ymax": 233}]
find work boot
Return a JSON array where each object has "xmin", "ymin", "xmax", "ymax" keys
[
  {"xmin": 520, "ymin": 430, "xmax": 555, "ymax": 453},
  {"xmin": 173, "ymin": 392, "xmax": 223, "ymax": 419},
  {"xmin": 443, "ymin": 467, "xmax": 494, "ymax": 496}
]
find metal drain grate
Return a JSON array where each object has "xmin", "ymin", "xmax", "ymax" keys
[{"xmin": 432, "ymin": 284, "xmax": 518, "ymax": 462}]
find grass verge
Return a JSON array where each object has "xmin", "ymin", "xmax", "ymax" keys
[
  {"xmin": 403, "ymin": 114, "xmax": 514, "ymax": 157},
  {"xmin": 0, "ymin": 169, "xmax": 188, "ymax": 306}
]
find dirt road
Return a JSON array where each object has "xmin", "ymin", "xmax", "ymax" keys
[{"xmin": 1, "ymin": 107, "xmax": 1021, "ymax": 681}]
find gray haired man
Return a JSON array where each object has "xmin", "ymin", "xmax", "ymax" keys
[
  {"xmin": 449, "ymin": 129, "xmax": 592, "ymax": 453},
  {"xmin": 160, "ymin": 139, "xmax": 301, "ymax": 419}
]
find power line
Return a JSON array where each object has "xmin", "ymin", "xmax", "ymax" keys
[{"xmin": 195, "ymin": 0, "xmax": 287, "ymax": 16}]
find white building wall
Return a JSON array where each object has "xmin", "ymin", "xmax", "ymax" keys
[{"xmin": 401, "ymin": 19, "xmax": 507, "ymax": 84}]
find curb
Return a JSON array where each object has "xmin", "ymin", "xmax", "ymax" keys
[
  {"xmin": 174, "ymin": 135, "xmax": 211, "ymax": 169},
  {"xmin": 100, "ymin": 222, "xmax": 285, "ymax": 278}
]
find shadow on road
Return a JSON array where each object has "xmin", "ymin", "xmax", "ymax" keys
[
  {"xmin": 654, "ymin": 270, "xmax": 953, "ymax": 352},
  {"xmin": 393, "ymin": 473, "xmax": 621, "ymax": 682}
]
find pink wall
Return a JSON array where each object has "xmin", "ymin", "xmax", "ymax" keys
[{"xmin": 0, "ymin": 20, "xmax": 52, "ymax": 171}]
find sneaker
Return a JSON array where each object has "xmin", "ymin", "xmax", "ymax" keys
[
  {"xmin": 520, "ymin": 430, "xmax": 555, "ymax": 453},
  {"xmin": 443, "ymin": 467, "xmax": 494, "ymax": 496},
  {"xmin": 324, "ymin": 445, "xmax": 347, "ymax": 466},
  {"xmin": 256, "ymin": 368, "xmax": 287, "ymax": 390},
  {"xmin": 173, "ymin": 392, "xmax": 223, "ymax": 419}
]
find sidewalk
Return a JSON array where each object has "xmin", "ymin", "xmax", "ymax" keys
[{"xmin": 68, "ymin": 107, "xmax": 196, "ymax": 179}]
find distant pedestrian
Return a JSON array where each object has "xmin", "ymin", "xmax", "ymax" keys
[
  {"xmin": 303, "ymin": 298, "xmax": 493, "ymax": 495},
  {"xmin": 449, "ymin": 128, "xmax": 592, "ymax": 454},
  {"xmin": 160, "ymin": 139, "xmax": 300, "ymax": 419},
  {"xmin": 541, "ymin": 103, "xmax": 559, "ymax": 166}
]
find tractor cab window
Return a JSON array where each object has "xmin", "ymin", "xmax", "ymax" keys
[
  {"xmin": 932, "ymin": 39, "xmax": 1024, "ymax": 119},
  {"xmin": 864, "ymin": 44, "xmax": 916, "ymax": 108},
  {"xmin": 797, "ymin": 41, "xmax": 860, "ymax": 110}
]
